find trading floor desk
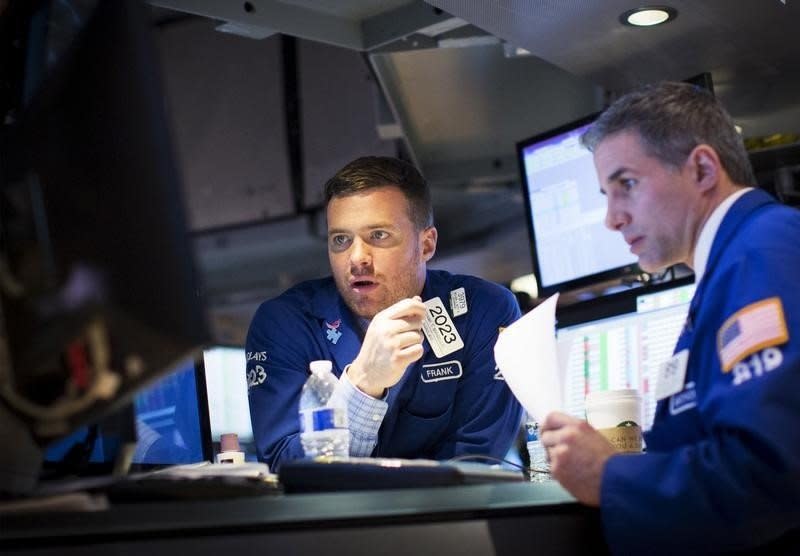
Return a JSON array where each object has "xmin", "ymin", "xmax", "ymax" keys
[{"xmin": 1, "ymin": 481, "xmax": 609, "ymax": 555}]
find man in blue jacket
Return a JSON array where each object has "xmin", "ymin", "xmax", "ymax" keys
[
  {"xmin": 246, "ymin": 156, "xmax": 523, "ymax": 470},
  {"xmin": 541, "ymin": 82, "xmax": 800, "ymax": 554}
]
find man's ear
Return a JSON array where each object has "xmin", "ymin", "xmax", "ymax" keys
[
  {"xmin": 687, "ymin": 144, "xmax": 721, "ymax": 193},
  {"xmin": 421, "ymin": 226, "xmax": 437, "ymax": 262}
]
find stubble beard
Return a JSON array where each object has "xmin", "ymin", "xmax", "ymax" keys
[{"xmin": 338, "ymin": 248, "xmax": 425, "ymax": 320}]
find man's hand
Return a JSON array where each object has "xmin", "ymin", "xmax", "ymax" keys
[
  {"xmin": 540, "ymin": 411, "xmax": 617, "ymax": 507},
  {"xmin": 347, "ymin": 297, "xmax": 427, "ymax": 398}
]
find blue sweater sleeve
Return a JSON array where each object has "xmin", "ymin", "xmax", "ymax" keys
[{"xmin": 245, "ymin": 298, "xmax": 313, "ymax": 471}]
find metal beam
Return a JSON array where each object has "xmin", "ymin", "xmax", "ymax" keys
[
  {"xmin": 150, "ymin": 1, "xmax": 472, "ymax": 53},
  {"xmin": 149, "ymin": 0, "xmax": 363, "ymax": 49},
  {"xmin": 361, "ymin": 1, "xmax": 459, "ymax": 51}
]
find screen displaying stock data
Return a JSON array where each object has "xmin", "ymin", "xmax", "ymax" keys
[
  {"xmin": 557, "ymin": 283, "xmax": 695, "ymax": 430},
  {"xmin": 518, "ymin": 115, "xmax": 638, "ymax": 295}
]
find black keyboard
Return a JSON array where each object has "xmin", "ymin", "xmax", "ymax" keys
[{"xmin": 279, "ymin": 457, "xmax": 523, "ymax": 493}]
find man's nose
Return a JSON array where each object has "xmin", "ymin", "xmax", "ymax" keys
[
  {"xmin": 349, "ymin": 237, "xmax": 372, "ymax": 266},
  {"xmin": 605, "ymin": 201, "xmax": 630, "ymax": 232}
]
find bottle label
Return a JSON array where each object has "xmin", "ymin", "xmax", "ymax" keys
[
  {"xmin": 524, "ymin": 421, "xmax": 541, "ymax": 442},
  {"xmin": 300, "ymin": 407, "xmax": 348, "ymax": 433}
]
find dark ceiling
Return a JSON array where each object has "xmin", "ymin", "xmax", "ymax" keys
[
  {"xmin": 429, "ymin": 0, "xmax": 800, "ymax": 142},
  {"xmin": 144, "ymin": 0, "xmax": 800, "ymax": 338}
]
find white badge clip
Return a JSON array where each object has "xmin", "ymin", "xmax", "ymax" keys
[
  {"xmin": 422, "ymin": 297, "xmax": 464, "ymax": 358},
  {"xmin": 655, "ymin": 349, "xmax": 689, "ymax": 401}
]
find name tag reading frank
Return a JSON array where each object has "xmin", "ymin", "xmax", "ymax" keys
[
  {"xmin": 421, "ymin": 360, "xmax": 463, "ymax": 383},
  {"xmin": 422, "ymin": 297, "xmax": 464, "ymax": 358}
]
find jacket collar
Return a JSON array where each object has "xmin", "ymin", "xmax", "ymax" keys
[
  {"xmin": 693, "ymin": 187, "xmax": 752, "ymax": 282},
  {"xmin": 702, "ymin": 188, "xmax": 775, "ymax": 284},
  {"xmin": 686, "ymin": 189, "xmax": 776, "ymax": 325}
]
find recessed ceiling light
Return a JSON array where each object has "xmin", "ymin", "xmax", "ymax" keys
[{"xmin": 620, "ymin": 6, "xmax": 678, "ymax": 27}]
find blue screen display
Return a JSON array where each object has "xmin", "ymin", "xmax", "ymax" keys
[
  {"xmin": 519, "ymin": 120, "xmax": 637, "ymax": 290},
  {"xmin": 44, "ymin": 359, "xmax": 205, "ymax": 467},
  {"xmin": 131, "ymin": 359, "xmax": 204, "ymax": 465}
]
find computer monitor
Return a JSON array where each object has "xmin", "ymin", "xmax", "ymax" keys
[
  {"xmin": 44, "ymin": 357, "xmax": 211, "ymax": 471},
  {"xmin": 556, "ymin": 279, "xmax": 695, "ymax": 430},
  {"xmin": 131, "ymin": 357, "xmax": 211, "ymax": 466},
  {"xmin": 517, "ymin": 114, "xmax": 640, "ymax": 297},
  {"xmin": 0, "ymin": 0, "xmax": 209, "ymax": 492},
  {"xmin": 199, "ymin": 346, "xmax": 257, "ymax": 461}
]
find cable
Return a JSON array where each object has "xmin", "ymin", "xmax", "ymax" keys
[{"xmin": 446, "ymin": 454, "xmax": 551, "ymax": 481}]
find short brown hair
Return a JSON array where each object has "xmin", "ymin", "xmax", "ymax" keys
[
  {"xmin": 323, "ymin": 156, "xmax": 433, "ymax": 230},
  {"xmin": 581, "ymin": 81, "xmax": 756, "ymax": 187}
]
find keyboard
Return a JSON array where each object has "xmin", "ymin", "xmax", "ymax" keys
[{"xmin": 279, "ymin": 457, "xmax": 523, "ymax": 493}]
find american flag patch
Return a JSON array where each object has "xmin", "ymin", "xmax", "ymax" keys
[{"xmin": 717, "ymin": 297, "xmax": 788, "ymax": 372}]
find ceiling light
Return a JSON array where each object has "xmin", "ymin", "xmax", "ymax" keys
[{"xmin": 620, "ymin": 6, "xmax": 677, "ymax": 27}]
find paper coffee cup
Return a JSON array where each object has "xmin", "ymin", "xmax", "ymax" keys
[{"xmin": 585, "ymin": 389, "xmax": 643, "ymax": 453}]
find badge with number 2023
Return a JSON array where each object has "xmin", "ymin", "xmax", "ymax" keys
[{"xmin": 422, "ymin": 297, "xmax": 464, "ymax": 358}]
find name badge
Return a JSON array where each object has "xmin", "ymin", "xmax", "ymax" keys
[
  {"xmin": 669, "ymin": 381, "xmax": 697, "ymax": 415},
  {"xmin": 422, "ymin": 297, "xmax": 464, "ymax": 358},
  {"xmin": 421, "ymin": 360, "xmax": 463, "ymax": 383},
  {"xmin": 449, "ymin": 287, "xmax": 468, "ymax": 317},
  {"xmin": 655, "ymin": 349, "xmax": 689, "ymax": 401}
]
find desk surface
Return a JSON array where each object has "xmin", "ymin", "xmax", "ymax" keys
[{"xmin": 1, "ymin": 481, "xmax": 608, "ymax": 555}]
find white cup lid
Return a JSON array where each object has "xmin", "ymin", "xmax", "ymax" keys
[{"xmin": 585, "ymin": 388, "xmax": 640, "ymax": 404}]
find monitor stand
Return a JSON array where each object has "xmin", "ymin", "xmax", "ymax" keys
[{"xmin": 0, "ymin": 401, "xmax": 42, "ymax": 496}]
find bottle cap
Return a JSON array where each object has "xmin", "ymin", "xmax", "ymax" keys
[
  {"xmin": 309, "ymin": 360, "xmax": 333, "ymax": 373},
  {"xmin": 220, "ymin": 432, "xmax": 240, "ymax": 452}
]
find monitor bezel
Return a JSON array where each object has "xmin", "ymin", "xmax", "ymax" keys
[
  {"xmin": 555, "ymin": 274, "xmax": 695, "ymax": 329},
  {"xmin": 516, "ymin": 112, "xmax": 641, "ymax": 298},
  {"xmin": 194, "ymin": 355, "xmax": 216, "ymax": 464}
]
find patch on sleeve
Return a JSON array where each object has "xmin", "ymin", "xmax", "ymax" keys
[{"xmin": 717, "ymin": 297, "xmax": 788, "ymax": 372}]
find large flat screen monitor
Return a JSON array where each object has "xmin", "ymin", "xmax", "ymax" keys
[
  {"xmin": 0, "ymin": 0, "xmax": 209, "ymax": 492},
  {"xmin": 517, "ymin": 114, "xmax": 639, "ymax": 296},
  {"xmin": 556, "ymin": 279, "xmax": 695, "ymax": 430}
]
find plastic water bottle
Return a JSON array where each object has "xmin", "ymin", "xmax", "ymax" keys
[
  {"xmin": 525, "ymin": 421, "xmax": 551, "ymax": 482},
  {"xmin": 298, "ymin": 360, "xmax": 350, "ymax": 459}
]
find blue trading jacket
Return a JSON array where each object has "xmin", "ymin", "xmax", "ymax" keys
[
  {"xmin": 245, "ymin": 269, "xmax": 523, "ymax": 470},
  {"xmin": 601, "ymin": 189, "xmax": 800, "ymax": 555}
]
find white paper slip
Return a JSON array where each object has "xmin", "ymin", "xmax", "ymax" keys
[
  {"xmin": 494, "ymin": 293, "xmax": 563, "ymax": 423},
  {"xmin": 655, "ymin": 349, "xmax": 689, "ymax": 401},
  {"xmin": 449, "ymin": 287, "xmax": 468, "ymax": 317},
  {"xmin": 422, "ymin": 297, "xmax": 464, "ymax": 358}
]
